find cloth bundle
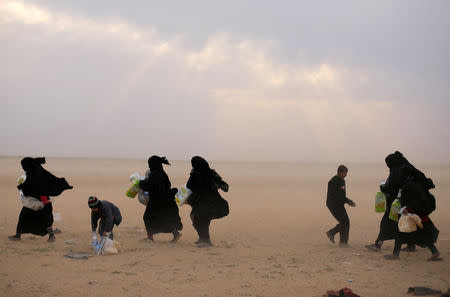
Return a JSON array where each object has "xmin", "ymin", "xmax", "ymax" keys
[
  {"xmin": 398, "ymin": 213, "xmax": 423, "ymax": 233},
  {"xmin": 17, "ymin": 174, "xmax": 45, "ymax": 211}
]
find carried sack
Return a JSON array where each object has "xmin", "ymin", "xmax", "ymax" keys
[
  {"xmin": 398, "ymin": 213, "xmax": 423, "ymax": 233},
  {"xmin": 19, "ymin": 190, "xmax": 45, "ymax": 211},
  {"xmin": 175, "ymin": 184, "xmax": 192, "ymax": 206},
  {"xmin": 126, "ymin": 172, "xmax": 146, "ymax": 198},
  {"xmin": 375, "ymin": 191, "xmax": 386, "ymax": 213},
  {"xmin": 138, "ymin": 190, "xmax": 150, "ymax": 206}
]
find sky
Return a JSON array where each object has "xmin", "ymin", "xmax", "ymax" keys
[{"xmin": 1, "ymin": 0, "xmax": 449, "ymax": 163}]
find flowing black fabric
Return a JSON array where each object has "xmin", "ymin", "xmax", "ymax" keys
[
  {"xmin": 397, "ymin": 219, "xmax": 439, "ymax": 248},
  {"xmin": 187, "ymin": 156, "xmax": 229, "ymax": 220},
  {"xmin": 381, "ymin": 151, "xmax": 435, "ymax": 214},
  {"xmin": 376, "ymin": 152, "xmax": 411, "ymax": 242},
  {"xmin": 18, "ymin": 157, "xmax": 73, "ymax": 198},
  {"xmin": 376, "ymin": 206, "xmax": 399, "ymax": 242},
  {"xmin": 16, "ymin": 203, "xmax": 53, "ymax": 236},
  {"xmin": 14, "ymin": 157, "xmax": 72, "ymax": 236},
  {"xmin": 139, "ymin": 156, "xmax": 182, "ymax": 235},
  {"xmin": 381, "ymin": 152, "xmax": 439, "ymax": 251},
  {"xmin": 398, "ymin": 180, "xmax": 439, "ymax": 247}
]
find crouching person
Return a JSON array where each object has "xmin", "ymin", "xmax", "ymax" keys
[{"xmin": 88, "ymin": 196, "xmax": 122, "ymax": 240}]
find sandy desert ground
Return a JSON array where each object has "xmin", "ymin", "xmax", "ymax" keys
[{"xmin": 0, "ymin": 157, "xmax": 449, "ymax": 297}]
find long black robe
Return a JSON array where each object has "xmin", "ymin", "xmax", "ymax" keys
[
  {"xmin": 187, "ymin": 157, "xmax": 229, "ymax": 220},
  {"xmin": 381, "ymin": 152, "xmax": 439, "ymax": 248},
  {"xmin": 398, "ymin": 181, "xmax": 439, "ymax": 247},
  {"xmin": 15, "ymin": 157, "xmax": 72, "ymax": 236},
  {"xmin": 378, "ymin": 151, "xmax": 414, "ymax": 242},
  {"xmin": 376, "ymin": 193, "xmax": 398, "ymax": 242},
  {"xmin": 16, "ymin": 203, "xmax": 54, "ymax": 236},
  {"xmin": 139, "ymin": 157, "xmax": 182, "ymax": 234}
]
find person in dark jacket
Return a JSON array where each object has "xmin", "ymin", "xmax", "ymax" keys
[
  {"xmin": 89, "ymin": 196, "xmax": 122, "ymax": 240},
  {"xmin": 366, "ymin": 151, "xmax": 415, "ymax": 252},
  {"xmin": 139, "ymin": 156, "xmax": 182, "ymax": 242},
  {"xmin": 186, "ymin": 156, "xmax": 229, "ymax": 248},
  {"xmin": 9, "ymin": 157, "xmax": 73, "ymax": 242},
  {"xmin": 325, "ymin": 165, "xmax": 356, "ymax": 246}
]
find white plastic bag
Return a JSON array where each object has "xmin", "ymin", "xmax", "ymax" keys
[
  {"xmin": 138, "ymin": 190, "xmax": 150, "ymax": 206},
  {"xmin": 175, "ymin": 184, "xmax": 192, "ymax": 206},
  {"xmin": 17, "ymin": 173, "xmax": 44, "ymax": 211},
  {"xmin": 126, "ymin": 172, "xmax": 146, "ymax": 198},
  {"xmin": 398, "ymin": 213, "xmax": 423, "ymax": 233},
  {"xmin": 102, "ymin": 237, "xmax": 121, "ymax": 255},
  {"xmin": 94, "ymin": 236, "xmax": 121, "ymax": 255},
  {"xmin": 19, "ymin": 190, "xmax": 45, "ymax": 211},
  {"xmin": 17, "ymin": 173, "xmax": 27, "ymax": 185}
]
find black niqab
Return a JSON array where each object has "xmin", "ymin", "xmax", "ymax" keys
[
  {"xmin": 191, "ymin": 156, "xmax": 229, "ymax": 192},
  {"xmin": 148, "ymin": 156, "xmax": 170, "ymax": 172},
  {"xmin": 191, "ymin": 156, "xmax": 211, "ymax": 173},
  {"xmin": 385, "ymin": 151, "xmax": 407, "ymax": 170},
  {"xmin": 18, "ymin": 157, "xmax": 73, "ymax": 198}
]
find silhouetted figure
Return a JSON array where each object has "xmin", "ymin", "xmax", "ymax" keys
[{"xmin": 325, "ymin": 165, "xmax": 356, "ymax": 246}]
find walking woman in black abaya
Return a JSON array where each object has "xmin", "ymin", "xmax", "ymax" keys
[
  {"xmin": 186, "ymin": 156, "xmax": 229, "ymax": 248},
  {"xmin": 139, "ymin": 156, "xmax": 183, "ymax": 242},
  {"xmin": 8, "ymin": 157, "xmax": 73, "ymax": 242}
]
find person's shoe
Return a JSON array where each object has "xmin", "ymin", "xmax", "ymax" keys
[
  {"xmin": 171, "ymin": 232, "xmax": 182, "ymax": 244},
  {"xmin": 339, "ymin": 243, "xmax": 350, "ymax": 248},
  {"xmin": 197, "ymin": 241, "xmax": 213, "ymax": 248},
  {"xmin": 143, "ymin": 237, "xmax": 154, "ymax": 242},
  {"xmin": 384, "ymin": 254, "xmax": 399, "ymax": 260},
  {"xmin": 47, "ymin": 235, "xmax": 56, "ymax": 242},
  {"xmin": 53, "ymin": 228, "xmax": 62, "ymax": 234},
  {"xmin": 325, "ymin": 231, "xmax": 335, "ymax": 244},
  {"xmin": 195, "ymin": 239, "xmax": 207, "ymax": 245},
  {"xmin": 365, "ymin": 244, "xmax": 381, "ymax": 252},
  {"xmin": 8, "ymin": 234, "xmax": 21, "ymax": 241},
  {"xmin": 427, "ymin": 252, "xmax": 443, "ymax": 262}
]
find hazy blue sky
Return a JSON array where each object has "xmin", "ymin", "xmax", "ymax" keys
[{"xmin": 1, "ymin": 0, "xmax": 449, "ymax": 163}]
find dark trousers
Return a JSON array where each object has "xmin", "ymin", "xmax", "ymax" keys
[
  {"xmin": 191, "ymin": 214, "xmax": 211, "ymax": 242},
  {"xmin": 327, "ymin": 205, "xmax": 349, "ymax": 244}
]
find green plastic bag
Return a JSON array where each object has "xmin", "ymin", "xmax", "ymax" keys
[
  {"xmin": 375, "ymin": 192, "xmax": 386, "ymax": 213},
  {"xmin": 389, "ymin": 199, "xmax": 401, "ymax": 222},
  {"xmin": 126, "ymin": 179, "xmax": 140, "ymax": 198}
]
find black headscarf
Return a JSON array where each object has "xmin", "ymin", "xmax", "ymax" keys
[
  {"xmin": 190, "ymin": 156, "xmax": 229, "ymax": 192},
  {"xmin": 140, "ymin": 156, "xmax": 173, "ymax": 196},
  {"xmin": 21, "ymin": 157, "xmax": 46, "ymax": 173},
  {"xmin": 191, "ymin": 156, "xmax": 211, "ymax": 174},
  {"xmin": 148, "ymin": 156, "xmax": 170, "ymax": 172},
  {"xmin": 385, "ymin": 151, "xmax": 407, "ymax": 170},
  {"xmin": 18, "ymin": 157, "xmax": 73, "ymax": 198}
]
